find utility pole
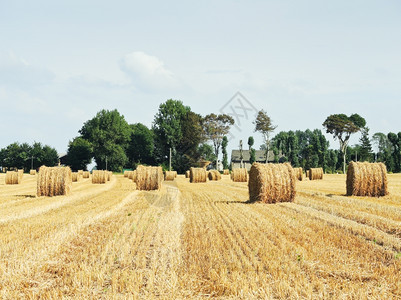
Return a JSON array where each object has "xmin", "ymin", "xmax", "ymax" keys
[
  {"xmin": 105, "ymin": 156, "xmax": 108, "ymax": 171},
  {"xmin": 239, "ymin": 140, "xmax": 244, "ymax": 168},
  {"xmin": 31, "ymin": 156, "xmax": 34, "ymax": 170},
  {"xmin": 355, "ymin": 151, "xmax": 358, "ymax": 162},
  {"xmin": 169, "ymin": 148, "xmax": 172, "ymax": 171}
]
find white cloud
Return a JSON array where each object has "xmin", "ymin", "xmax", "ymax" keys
[{"xmin": 120, "ymin": 51, "xmax": 180, "ymax": 91}]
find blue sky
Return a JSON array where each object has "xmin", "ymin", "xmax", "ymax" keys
[{"xmin": 1, "ymin": 0, "xmax": 401, "ymax": 156}]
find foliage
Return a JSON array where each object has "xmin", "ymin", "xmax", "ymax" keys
[
  {"xmin": 323, "ymin": 113, "xmax": 366, "ymax": 173},
  {"xmin": 0, "ymin": 142, "xmax": 58, "ymax": 170},
  {"xmin": 372, "ymin": 132, "xmax": 394, "ymax": 171},
  {"xmin": 66, "ymin": 137, "xmax": 93, "ymax": 171},
  {"xmin": 222, "ymin": 136, "xmax": 229, "ymax": 169},
  {"xmin": 254, "ymin": 110, "xmax": 277, "ymax": 162},
  {"xmin": 79, "ymin": 109, "xmax": 131, "ymax": 171},
  {"xmin": 203, "ymin": 113, "xmax": 234, "ymax": 167},
  {"xmin": 247, "ymin": 136, "xmax": 254, "ymax": 150},
  {"xmin": 198, "ymin": 143, "xmax": 217, "ymax": 163},
  {"xmin": 127, "ymin": 123, "xmax": 155, "ymax": 168},
  {"xmin": 387, "ymin": 132, "xmax": 401, "ymax": 173},
  {"xmin": 358, "ymin": 127, "xmax": 373, "ymax": 162}
]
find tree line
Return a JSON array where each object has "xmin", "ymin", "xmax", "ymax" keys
[{"xmin": 1, "ymin": 102, "xmax": 400, "ymax": 173}]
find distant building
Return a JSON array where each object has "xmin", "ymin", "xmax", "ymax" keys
[{"xmin": 230, "ymin": 150, "xmax": 275, "ymax": 171}]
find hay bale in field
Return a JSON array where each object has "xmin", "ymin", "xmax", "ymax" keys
[
  {"xmin": 249, "ymin": 163, "xmax": 296, "ymax": 203},
  {"xmin": 37, "ymin": 166, "xmax": 72, "ymax": 197},
  {"xmin": 164, "ymin": 171, "xmax": 175, "ymax": 181},
  {"xmin": 294, "ymin": 167, "xmax": 303, "ymax": 181},
  {"xmin": 107, "ymin": 171, "xmax": 112, "ymax": 181},
  {"xmin": 78, "ymin": 170, "xmax": 83, "ymax": 176},
  {"xmin": 185, "ymin": 170, "xmax": 190, "ymax": 178},
  {"xmin": 92, "ymin": 170, "xmax": 107, "ymax": 184},
  {"xmin": 128, "ymin": 171, "xmax": 135, "ymax": 180},
  {"xmin": 173, "ymin": 171, "xmax": 177, "ymax": 178},
  {"xmin": 136, "ymin": 165, "xmax": 163, "ymax": 190},
  {"xmin": 72, "ymin": 172, "xmax": 81, "ymax": 182},
  {"xmin": 223, "ymin": 169, "xmax": 230, "ymax": 175},
  {"xmin": 190, "ymin": 167, "xmax": 207, "ymax": 183},
  {"xmin": 131, "ymin": 170, "xmax": 137, "ymax": 182},
  {"xmin": 30, "ymin": 169, "xmax": 36, "ymax": 175},
  {"xmin": 346, "ymin": 161, "xmax": 388, "ymax": 197},
  {"xmin": 124, "ymin": 170, "xmax": 129, "ymax": 178},
  {"xmin": 309, "ymin": 168, "xmax": 323, "ymax": 180},
  {"xmin": 5, "ymin": 171, "xmax": 20, "ymax": 184},
  {"xmin": 208, "ymin": 170, "xmax": 221, "ymax": 181},
  {"xmin": 82, "ymin": 171, "xmax": 90, "ymax": 178},
  {"xmin": 231, "ymin": 168, "xmax": 248, "ymax": 182}
]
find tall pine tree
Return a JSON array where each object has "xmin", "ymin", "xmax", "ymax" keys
[{"xmin": 359, "ymin": 127, "xmax": 373, "ymax": 162}]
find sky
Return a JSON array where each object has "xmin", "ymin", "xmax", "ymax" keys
[{"xmin": 1, "ymin": 0, "xmax": 401, "ymax": 158}]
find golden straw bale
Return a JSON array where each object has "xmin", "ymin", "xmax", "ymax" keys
[
  {"xmin": 223, "ymin": 169, "xmax": 230, "ymax": 175},
  {"xmin": 294, "ymin": 167, "xmax": 303, "ymax": 181},
  {"xmin": 309, "ymin": 168, "xmax": 323, "ymax": 180},
  {"xmin": 128, "ymin": 171, "xmax": 135, "ymax": 180},
  {"xmin": 249, "ymin": 163, "xmax": 296, "ymax": 203},
  {"xmin": 107, "ymin": 171, "xmax": 112, "ymax": 181},
  {"xmin": 173, "ymin": 171, "xmax": 177, "ymax": 178},
  {"xmin": 78, "ymin": 170, "xmax": 83, "ymax": 176},
  {"xmin": 30, "ymin": 169, "xmax": 37, "ymax": 175},
  {"xmin": 92, "ymin": 170, "xmax": 107, "ymax": 184},
  {"xmin": 231, "ymin": 168, "xmax": 248, "ymax": 182},
  {"xmin": 131, "ymin": 170, "xmax": 137, "ymax": 182},
  {"xmin": 208, "ymin": 170, "xmax": 222, "ymax": 181},
  {"xmin": 124, "ymin": 170, "xmax": 129, "ymax": 178},
  {"xmin": 185, "ymin": 170, "xmax": 190, "ymax": 178},
  {"xmin": 346, "ymin": 161, "xmax": 388, "ymax": 197},
  {"xmin": 37, "ymin": 166, "xmax": 72, "ymax": 197},
  {"xmin": 5, "ymin": 171, "xmax": 20, "ymax": 184},
  {"xmin": 190, "ymin": 167, "xmax": 207, "ymax": 183},
  {"xmin": 72, "ymin": 172, "xmax": 81, "ymax": 182},
  {"xmin": 82, "ymin": 171, "xmax": 90, "ymax": 178},
  {"xmin": 164, "ymin": 171, "xmax": 175, "ymax": 181},
  {"xmin": 136, "ymin": 165, "xmax": 163, "ymax": 190}
]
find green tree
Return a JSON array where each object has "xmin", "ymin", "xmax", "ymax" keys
[
  {"xmin": 254, "ymin": 110, "xmax": 277, "ymax": 163},
  {"xmin": 203, "ymin": 113, "xmax": 234, "ymax": 169},
  {"xmin": 372, "ymin": 132, "xmax": 393, "ymax": 171},
  {"xmin": 323, "ymin": 113, "xmax": 366, "ymax": 173},
  {"xmin": 198, "ymin": 143, "xmax": 217, "ymax": 162},
  {"xmin": 66, "ymin": 137, "xmax": 93, "ymax": 171},
  {"xmin": 79, "ymin": 109, "xmax": 131, "ymax": 171},
  {"xmin": 358, "ymin": 127, "xmax": 373, "ymax": 162},
  {"xmin": 248, "ymin": 136, "xmax": 255, "ymax": 165},
  {"xmin": 387, "ymin": 132, "xmax": 401, "ymax": 172},
  {"xmin": 127, "ymin": 123, "xmax": 155, "ymax": 167},
  {"xmin": 222, "ymin": 136, "xmax": 229, "ymax": 169}
]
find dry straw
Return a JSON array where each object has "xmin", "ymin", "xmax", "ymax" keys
[
  {"xmin": 249, "ymin": 163, "xmax": 296, "ymax": 203},
  {"xmin": 131, "ymin": 170, "xmax": 137, "ymax": 182},
  {"xmin": 82, "ymin": 171, "xmax": 90, "ymax": 179},
  {"xmin": 72, "ymin": 172, "xmax": 81, "ymax": 182},
  {"xmin": 231, "ymin": 168, "xmax": 248, "ymax": 182},
  {"xmin": 128, "ymin": 171, "xmax": 135, "ymax": 180},
  {"xmin": 30, "ymin": 169, "xmax": 37, "ymax": 175},
  {"xmin": 124, "ymin": 170, "xmax": 129, "ymax": 178},
  {"xmin": 164, "ymin": 171, "xmax": 175, "ymax": 181},
  {"xmin": 92, "ymin": 170, "xmax": 107, "ymax": 184},
  {"xmin": 136, "ymin": 165, "xmax": 163, "ymax": 190},
  {"xmin": 223, "ymin": 169, "xmax": 230, "ymax": 175},
  {"xmin": 309, "ymin": 168, "xmax": 323, "ymax": 180},
  {"xmin": 37, "ymin": 166, "xmax": 72, "ymax": 197},
  {"xmin": 5, "ymin": 171, "xmax": 21, "ymax": 184},
  {"xmin": 107, "ymin": 171, "xmax": 112, "ymax": 181},
  {"xmin": 346, "ymin": 161, "xmax": 388, "ymax": 197},
  {"xmin": 190, "ymin": 167, "xmax": 207, "ymax": 183},
  {"xmin": 208, "ymin": 170, "xmax": 222, "ymax": 181},
  {"xmin": 294, "ymin": 167, "xmax": 303, "ymax": 181},
  {"xmin": 78, "ymin": 170, "xmax": 83, "ymax": 176},
  {"xmin": 185, "ymin": 170, "xmax": 190, "ymax": 178}
]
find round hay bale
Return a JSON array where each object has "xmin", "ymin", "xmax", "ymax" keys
[
  {"xmin": 185, "ymin": 170, "xmax": 190, "ymax": 178},
  {"xmin": 131, "ymin": 170, "xmax": 137, "ymax": 182},
  {"xmin": 346, "ymin": 162, "xmax": 388, "ymax": 197},
  {"xmin": 136, "ymin": 165, "xmax": 163, "ymax": 190},
  {"xmin": 30, "ymin": 169, "xmax": 37, "ymax": 175},
  {"xmin": 5, "ymin": 171, "xmax": 20, "ymax": 184},
  {"xmin": 82, "ymin": 171, "xmax": 90, "ymax": 179},
  {"xmin": 37, "ymin": 166, "xmax": 72, "ymax": 197},
  {"xmin": 294, "ymin": 167, "xmax": 303, "ymax": 181},
  {"xmin": 124, "ymin": 170, "xmax": 129, "ymax": 178},
  {"xmin": 128, "ymin": 171, "xmax": 135, "ymax": 180},
  {"xmin": 72, "ymin": 172, "xmax": 81, "ymax": 182},
  {"xmin": 232, "ymin": 168, "xmax": 248, "ymax": 182},
  {"xmin": 190, "ymin": 167, "xmax": 207, "ymax": 183},
  {"xmin": 92, "ymin": 170, "xmax": 107, "ymax": 184},
  {"xmin": 78, "ymin": 170, "xmax": 83, "ymax": 176},
  {"xmin": 249, "ymin": 163, "xmax": 296, "ymax": 203},
  {"xmin": 165, "ymin": 171, "xmax": 175, "ymax": 181},
  {"xmin": 309, "ymin": 168, "xmax": 323, "ymax": 180},
  {"xmin": 223, "ymin": 169, "xmax": 230, "ymax": 175},
  {"xmin": 107, "ymin": 171, "xmax": 112, "ymax": 181},
  {"xmin": 208, "ymin": 170, "xmax": 221, "ymax": 181},
  {"xmin": 173, "ymin": 171, "xmax": 177, "ymax": 178}
]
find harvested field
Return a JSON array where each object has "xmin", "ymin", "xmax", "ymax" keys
[{"xmin": 0, "ymin": 173, "xmax": 400, "ymax": 298}]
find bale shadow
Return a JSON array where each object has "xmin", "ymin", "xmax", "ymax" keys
[
  {"xmin": 213, "ymin": 200, "xmax": 254, "ymax": 205},
  {"xmin": 15, "ymin": 194, "xmax": 36, "ymax": 198}
]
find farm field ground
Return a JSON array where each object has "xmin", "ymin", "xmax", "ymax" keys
[{"xmin": 0, "ymin": 173, "xmax": 400, "ymax": 298}]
